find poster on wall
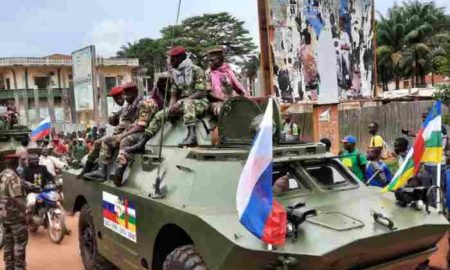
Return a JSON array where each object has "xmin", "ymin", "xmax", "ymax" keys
[
  {"xmin": 72, "ymin": 46, "xmax": 96, "ymax": 111},
  {"xmin": 269, "ymin": 0, "xmax": 374, "ymax": 104}
]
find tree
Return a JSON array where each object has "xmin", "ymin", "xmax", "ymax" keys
[
  {"xmin": 376, "ymin": 0, "xmax": 449, "ymax": 89},
  {"xmin": 400, "ymin": 0, "xmax": 444, "ymax": 87},
  {"xmin": 377, "ymin": 5, "xmax": 406, "ymax": 90},
  {"xmin": 242, "ymin": 55, "xmax": 260, "ymax": 94},
  {"xmin": 160, "ymin": 12, "xmax": 257, "ymax": 68},
  {"xmin": 116, "ymin": 38, "xmax": 167, "ymax": 86}
]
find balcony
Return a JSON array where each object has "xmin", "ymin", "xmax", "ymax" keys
[
  {"xmin": 0, "ymin": 57, "xmax": 139, "ymax": 67},
  {"xmin": 0, "ymin": 89, "xmax": 64, "ymax": 100}
]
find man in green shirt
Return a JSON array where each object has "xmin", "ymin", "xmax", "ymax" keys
[{"xmin": 340, "ymin": 136, "xmax": 367, "ymax": 181}]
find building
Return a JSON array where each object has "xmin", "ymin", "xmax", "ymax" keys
[{"xmin": 0, "ymin": 54, "xmax": 140, "ymax": 128}]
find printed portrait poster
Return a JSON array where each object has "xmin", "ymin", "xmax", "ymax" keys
[{"xmin": 269, "ymin": 0, "xmax": 374, "ymax": 104}]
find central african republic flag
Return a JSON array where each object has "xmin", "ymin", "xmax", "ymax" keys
[{"xmin": 384, "ymin": 101, "xmax": 443, "ymax": 192}]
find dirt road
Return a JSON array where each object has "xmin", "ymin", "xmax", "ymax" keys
[
  {"xmin": 0, "ymin": 214, "xmax": 448, "ymax": 270},
  {"xmin": 0, "ymin": 213, "xmax": 83, "ymax": 270}
]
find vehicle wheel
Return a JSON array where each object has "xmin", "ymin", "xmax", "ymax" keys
[
  {"xmin": 163, "ymin": 245, "xmax": 208, "ymax": 270},
  {"xmin": 0, "ymin": 223, "xmax": 4, "ymax": 249},
  {"xmin": 48, "ymin": 211, "xmax": 66, "ymax": 244},
  {"xmin": 28, "ymin": 222, "xmax": 39, "ymax": 233},
  {"xmin": 79, "ymin": 204, "xmax": 116, "ymax": 270}
]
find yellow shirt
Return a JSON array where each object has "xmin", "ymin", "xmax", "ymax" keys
[{"xmin": 370, "ymin": 135, "xmax": 385, "ymax": 148}]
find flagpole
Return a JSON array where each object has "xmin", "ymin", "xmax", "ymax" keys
[{"xmin": 437, "ymin": 162, "xmax": 442, "ymax": 211}]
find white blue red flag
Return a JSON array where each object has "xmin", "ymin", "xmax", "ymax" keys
[
  {"xmin": 236, "ymin": 100, "xmax": 287, "ymax": 245},
  {"xmin": 31, "ymin": 117, "xmax": 51, "ymax": 141}
]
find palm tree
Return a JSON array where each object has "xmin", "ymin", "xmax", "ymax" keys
[
  {"xmin": 377, "ymin": 6, "xmax": 406, "ymax": 90},
  {"xmin": 242, "ymin": 55, "xmax": 260, "ymax": 95},
  {"xmin": 400, "ymin": 0, "xmax": 445, "ymax": 87}
]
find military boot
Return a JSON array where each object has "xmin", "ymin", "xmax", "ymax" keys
[
  {"xmin": 77, "ymin": 160, "xmax": 96, "ymax": 179},
  {"xmin": 125, "ymin": 133, "xmax": 151, "ymax": 154},
  {"xmin": 179, "ymin": 124, "xmax": 198, "ymax": 147},
  {"xmin": 113, "ymin": 164, "xmax": 127, "ymax": 187},
  {"xmin": 84, "ymin": 164, "xmax": 108, "ymax": 182}
]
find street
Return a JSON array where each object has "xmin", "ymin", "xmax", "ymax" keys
[
  {"xmin": 0, "ymin": 212, "xmax": 448, "ymax": 270},
  {"xmin": 0, "ymin": 213, "xmax": 83, "ymax": 270}
]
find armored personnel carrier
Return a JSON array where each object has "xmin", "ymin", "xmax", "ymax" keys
[
  {"xmin": 0, "ymin": 126, "xmax": 33, "ymax": 168},
  {"xmin": 62, "ymin": 97, "xmax": 448, "ymax": 270}
]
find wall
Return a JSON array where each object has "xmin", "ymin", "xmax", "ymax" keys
[{"xmin": 338, "ymin": 100, "xmax": 441, "ymax": 152}]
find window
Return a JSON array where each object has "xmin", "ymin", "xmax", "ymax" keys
[
  {"xmin": 306, "ymin": 165, "xmax": 346, "ymax": 186},
  {"xmin": 34, "ymin": 76, "xmax": 50, "ymax": 90},
  {"xmin": 303, "ymin": 160, "xmax": 355, "ymax": 188},
  {"xmin": 105, "ymin": 77, "xmax": 117, "ymax": 92},
  {"xmin": 5, "ymin": 78, "xmax": 11, "ymax": 90},
  {"xmin": 272, "ymin": 163, "xmax": 308, "ymax": 192}
]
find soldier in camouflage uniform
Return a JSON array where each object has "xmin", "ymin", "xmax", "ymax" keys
[
  {"xmin": 0, "ymin": 155, "xmax": 28, "ymax": 270},
  {"xmin": 85, "ymin": 82, "xmax": 164, "ymax": 186},
  {"xmin": 126, "ymin": 46, "xmax": 209, "ymax": 151},
  {"xmin": 206, "ymin": 47, "xmax": 247, "ymax": 116},
  {"xmin": 79, "ymin": 84, "xmax": 126, "ymax": 177}
]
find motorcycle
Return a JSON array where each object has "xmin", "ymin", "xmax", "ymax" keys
[{"xmin": 26, "ymin": 183, "xmax": 67, "ymax": 244}]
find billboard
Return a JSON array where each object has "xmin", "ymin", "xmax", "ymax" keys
[
  {"xmin": 72, "ymin": 46, "xmax": 96, "ymax": 111},
  {"xmin": 270, "ymin": 0, "xmax": 374, "ymax": 104}
]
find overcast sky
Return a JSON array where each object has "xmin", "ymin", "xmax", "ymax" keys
[{"xmin": 1, "ymin": 0, "xmax": 449, "ymax": 57}]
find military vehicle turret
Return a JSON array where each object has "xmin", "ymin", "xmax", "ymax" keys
[{"xmin": 62, "ymin": 97, "xmax": 448, "ymax": 270}]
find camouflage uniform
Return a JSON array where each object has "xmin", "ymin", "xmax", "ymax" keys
[
  {"xmin": 99, "ymin": 97, "xmax": 159, "ymax": 166},
  {"xmin": 86, "ymin": 97, "xmax": 141, "ymax": 164},
  {"xmin": 0, "ymin": 168, "xmax": 28, "ymax": 270},
  {"xmin": 146, "ymin": 62, "xmax": 209, "ymax": 136}
]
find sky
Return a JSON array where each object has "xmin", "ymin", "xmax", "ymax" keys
[{"xmin": 1, "ymin": 0, "xmax": 449, "ymax": 58}]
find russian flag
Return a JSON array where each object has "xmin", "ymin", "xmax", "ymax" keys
[
  {"xmin": 31, "ymin": 117, "xmax": 51, "ymax": 142},
  {"xmin": 236, "ymin": 100, "xmax": 287, "ymax": 245}
]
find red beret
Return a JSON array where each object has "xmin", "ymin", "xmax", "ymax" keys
[
  {"xmin": 168, "ymin": 46, "xmax": 186, "ymax": 57},
  {"xmin": 4, "ymin": 154, "xmax": 18, "ymax": 160},
  {"xmin": 122, "ymin": 83, "xmax": 138, "ymax": 92},
  {"xmin": 108, "ymin": 85, "xmax": 124, "ymax": 97}
]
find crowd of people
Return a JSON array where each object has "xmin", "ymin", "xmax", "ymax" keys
[{"xmin": 337, "ymin": 112, "xmax": 449, "ymax": 196}]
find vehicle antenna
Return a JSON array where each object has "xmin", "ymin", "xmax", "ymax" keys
[{"xmin": 154, "ymin": 0, "xmax": 183, "ymax": 187}]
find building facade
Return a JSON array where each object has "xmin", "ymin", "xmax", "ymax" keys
[{"xmin": 0, "ymin": 54, "xmax": 140, "ymax": 129}]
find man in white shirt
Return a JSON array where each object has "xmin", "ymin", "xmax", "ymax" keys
[{"xmin": 39, "ymin": 148, "xmax": 67, "ymax": 176}]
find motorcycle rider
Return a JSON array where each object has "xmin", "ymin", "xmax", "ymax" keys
[
  {"xmin": 0, "ymin": 154, "xmax": 28, "ymax": 270},
  {"xmin": 39, "ymin": 148, "xmax": 67, "ymax": 177},
  {"xmin": 21, "ymin": 154, "xmax": 54, "ymax": 189}
]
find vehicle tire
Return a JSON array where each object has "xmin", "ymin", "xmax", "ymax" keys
[
  {"xmin": 163, "ymin": 245, "xmax": 208, "ymax": 270},
  {"xmin": 79, "ymin": 204, "xmax": 116, "ymax": 270},
  {"xmin": 48, "ymin": 210, "xmax": 66, "ymax": 244},
  {"xmin": 0, "ymin": 223, "xmax": 4, "ymax": 249}
]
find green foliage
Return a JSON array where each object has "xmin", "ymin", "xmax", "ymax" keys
[
  {"xmin": 160, "ymin": 12, "xmax": 257, "ymax": 68},
  {"xmin": 116, "ymin": 38, "xmax": 166, "ymax": 84},
  {"xmin": 376, "ymin": 0, "xmax": 450, "ymax": 90},
  {"xmin": 117, "ymin": 12, "xmax": 257, "ymax": 78},
  {"xmin": 432, "ymin": 84, "xmax": 450, "ymax": 107}
]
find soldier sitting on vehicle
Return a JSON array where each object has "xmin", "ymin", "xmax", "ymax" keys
[
  {"xmin": 206, "ymin": 47, "xmax": 247, "ymax": 116},
  {"xmin": 126, "ymin": 46, "xmax": 209, "ymax": 151},
  {"xmin": 79, "ymin": 84, "xmax": 128, "ymax": 177},
  {"xmin": 79, "ymin": 85, "xmax": 125, "ymax": 175},
  {"xmin": 85, "ymin": 81, "xmax": 165, "ymax": 186}
]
